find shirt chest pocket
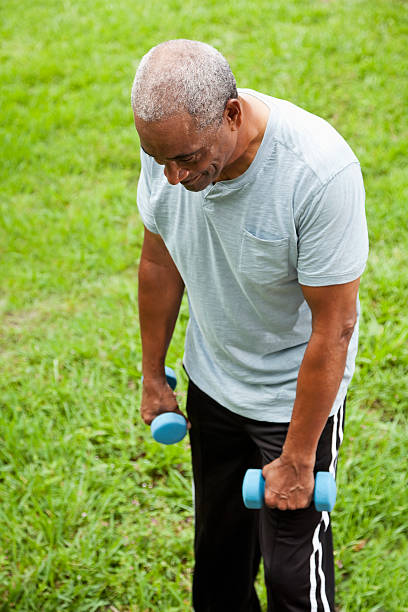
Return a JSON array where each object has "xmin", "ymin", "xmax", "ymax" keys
[{"xmin": 238, "ymin": 229, "xmax": 290, "ymax": 285}]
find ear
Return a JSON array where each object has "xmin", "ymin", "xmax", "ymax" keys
[{"xmin": 224, "ymin": 99, "xmax": 242, "ymax": 131}]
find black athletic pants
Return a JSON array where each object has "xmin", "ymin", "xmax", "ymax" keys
[{"xmin": 186, "ymin": 378, "xmax": 345, "ymax": 612}]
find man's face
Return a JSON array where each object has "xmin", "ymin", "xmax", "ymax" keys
[{"xmin": 134, "ymin": 104, "xmax": 239, "ymax": 192}]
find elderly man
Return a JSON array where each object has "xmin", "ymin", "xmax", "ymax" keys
[{"xmin": 131, "ymin": 39, "xmax": 368, "ymax": 612}]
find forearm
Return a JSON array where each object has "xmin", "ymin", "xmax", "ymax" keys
[
  {"xmin": 262, "ymin": 281, "xmax": 359, "ymax": 510},
  {"xmin": 138, "ymin": 255, "xmax": 184, "ymax": 382},
  {"xmin": 281, "ymin": 330, "xmax": 352, "ymax": 467}
]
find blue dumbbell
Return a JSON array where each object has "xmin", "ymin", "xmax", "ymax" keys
[
  {"xmin": 145, "ymin": 366, "xmax": 187, "ymax": 445},
  {"xmin": 242, "ymin": 469, "xmax": 337, "ymax": 512}
]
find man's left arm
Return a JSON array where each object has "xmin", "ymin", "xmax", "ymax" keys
[{"xmin": 262, "ymin": 277, "xmax": 360, "ymax": 510}]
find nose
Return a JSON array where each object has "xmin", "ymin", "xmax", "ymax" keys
[{"xmin": 164, "ymin": 161, "xmax": 189, "ymax": 185}]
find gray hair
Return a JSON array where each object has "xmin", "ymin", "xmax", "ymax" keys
[{"xmin": 131, "ymin": 39, "xmax": 238, "ymax": 130}]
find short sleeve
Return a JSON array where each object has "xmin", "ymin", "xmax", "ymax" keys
[
  {"xmin": 296, "ymin": 162, "xmax": 369, "ymax": 286},
  {"xmin": 137, "ymin": 149, "xmax": 159, "ymax": 233}
]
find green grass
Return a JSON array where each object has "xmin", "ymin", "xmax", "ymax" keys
[{"xmin": 1, "ymin": 0, "xmax": 407, "ymax": 610}]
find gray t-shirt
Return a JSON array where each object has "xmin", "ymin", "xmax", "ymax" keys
[{"xmin": 137, "ymin": 88, "xmax": 369, "ymax": 422}]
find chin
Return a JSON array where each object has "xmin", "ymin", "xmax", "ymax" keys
[
  {"xmin": 181, "ymin": 175, "xmax": 210, "ymax": 192},
  {"xmin": 181, "ymin": 166, "xmax": 218, "ymax": 192},
  {"xmin": 182, "ymin": 180, "xmax": 209, "ymax": 192}
]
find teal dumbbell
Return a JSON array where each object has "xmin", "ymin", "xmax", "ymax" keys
[
  {"xmin": 242, "ymin": 469, "xmax": 337, "ymax": 512},
  {"xmin": 145, "ymin": 366, "xmax": 187, "ymax": 445}
]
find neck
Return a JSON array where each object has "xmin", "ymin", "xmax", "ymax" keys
[{"xmin": 216, "ymin": 94, "xmax": 269, "ymax": 182}]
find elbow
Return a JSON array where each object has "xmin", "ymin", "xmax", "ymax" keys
[
  {"xmin": 312, "ymin": 316, "xmax": 357, "ymax": 348},
  {"xmin": 340, "ymin": 317, "xmax": 357, "ymax": 344}
]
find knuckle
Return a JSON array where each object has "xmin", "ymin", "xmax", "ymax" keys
[
  {"xmin": 264, "ymin": 493, "xmax": 275, "ymax": 508},
  {"xmin": 141, "ymin": 411, "xmax": 153, "ymax": 424}
]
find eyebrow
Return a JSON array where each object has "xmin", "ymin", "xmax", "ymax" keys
[{"xmin": 141, "ymin": 145, "xmax": 201, "ymax": 160}]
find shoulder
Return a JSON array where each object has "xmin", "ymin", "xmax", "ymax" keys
[
  {"xmin": 242, "ymin": 89, "xmax": 358, "ymax": 186},
  {"xmin": 272, "ymin": 97, "xmax": 358, "ymax": 185}
]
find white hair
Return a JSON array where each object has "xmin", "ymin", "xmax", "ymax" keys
[{"xmin": 131, "ymin": 39, "xmax": 238, "ymax": 130}]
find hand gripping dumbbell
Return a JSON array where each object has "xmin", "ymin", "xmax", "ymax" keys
[
  {"xmin": 242, "ymin": 469, "xmax": 337, "ymax": 512},
  {"xmin": 143, "ymin": 366, "xmax": 187, "ymax": 445}
]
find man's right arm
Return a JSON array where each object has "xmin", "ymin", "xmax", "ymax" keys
[{"xmin": 138, "ymin": 227, "xmax": 186, "ymax": 425}]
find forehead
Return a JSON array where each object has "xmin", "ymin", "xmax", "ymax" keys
[{"xmin": 134, "ymin": 112, "xmax": 213, "ymax": 160}]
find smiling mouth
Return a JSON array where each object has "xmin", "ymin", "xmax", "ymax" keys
[
  {"xmin": 180, "ymin": 167, "xmax": 216, "ymax": 190},
  {"xmin": 181, "ymin": 174, "xmax": 201, "ymax": 186}
]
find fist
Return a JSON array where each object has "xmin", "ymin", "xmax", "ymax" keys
[
  {"xmin": 141, "ymin": 377, "xmax": 183, "ymax": 425},
  {"xmin": 262, "ymin": 456, "xmax": 315, "ymax": 511}
]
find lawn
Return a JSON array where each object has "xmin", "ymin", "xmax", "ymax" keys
[{"xmin": 0, "ymin": 0, "xmax": 407, "ymax": 610}]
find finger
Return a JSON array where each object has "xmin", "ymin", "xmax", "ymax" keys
[
  {"xmin": 264, "ymin": 490, "xmax": 281, "ymax": 509},
  {"xmin": 287, "ymin": 499, "xmax": 299, "ymax": 511},
  {"xmin": 276, "ymin": 498, "xmax": 289, "ymax": 511},
  {"xmin": 176, "ymin": 411, "xmax": 191, "ymax": 431},
  {"xmin": 141, "ymin": 411, "xmax": 158, "ymax": 426}
]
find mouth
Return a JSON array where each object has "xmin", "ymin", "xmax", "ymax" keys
[{"xmin": 181, "ymin": 174, "xmax": 201, "ymax": 186}]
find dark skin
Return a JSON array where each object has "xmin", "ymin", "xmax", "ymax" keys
[
  {"xmin": 135, "ymin": 94, "xmax": 360, "ymax": 510},
  {"xmin": 134, "ymin": 93, "xmax": 270, "ymax": 191}
]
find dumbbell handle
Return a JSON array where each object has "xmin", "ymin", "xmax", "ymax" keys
[
  {"xmin": 242, "ymin": 469, "xmax": 337, "ymax": 512},
  {"xmin": 142, "ymin": 366, "xmax": 187, "ymax": 445}
]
